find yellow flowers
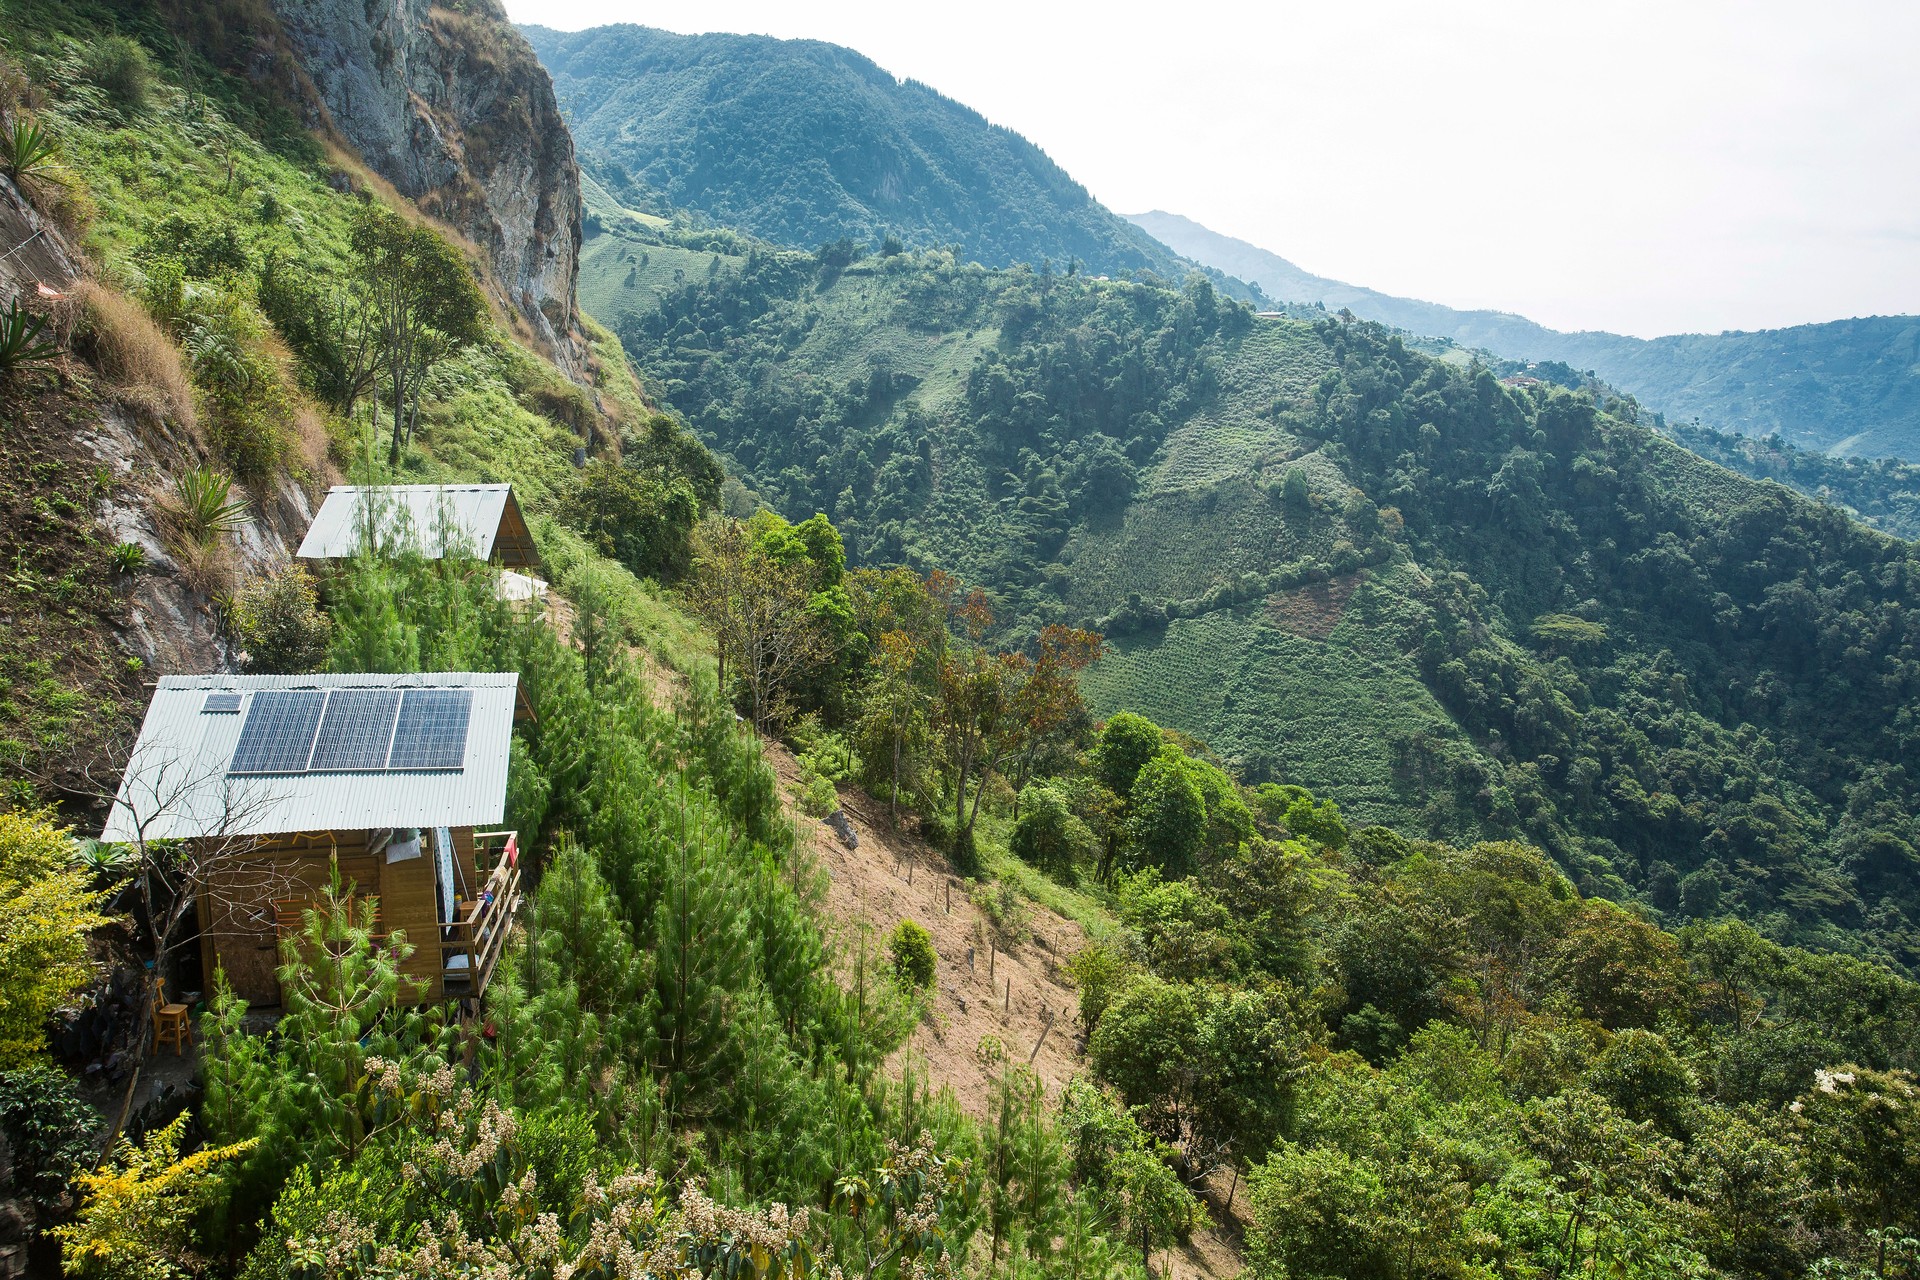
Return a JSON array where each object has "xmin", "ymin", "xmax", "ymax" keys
[
  {"xmin": 0, "ymin": 809, "xmax": 111, "ymax": 1068},
  {"xmin": 57, "ymin": 1112, "xmax": 256, "ymax": 1279}
]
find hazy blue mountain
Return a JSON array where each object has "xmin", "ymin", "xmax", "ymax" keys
[
  {"xmin": 521, "ymin": 24, "xmax": 1190, "ymax": 280},
  {"xmin": 1131, "ymin": 209, "xmax": 1920, "ymax": 460}
]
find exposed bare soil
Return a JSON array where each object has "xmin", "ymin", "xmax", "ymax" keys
[{"xmin": 1263, "ymin": 572, "xmax": 1362, "ymax": 640}]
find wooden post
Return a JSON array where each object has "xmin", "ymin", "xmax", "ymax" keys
[
  {"xmin": 1027, "ymin": 1007, "xmax": 1056, "ymax": 1065},
  {"xmin": 1004, "ymin": 976, "xmax": 1011, "ymax": 1013},
  {"xmin": 945, "ymin": 879, "xmax": 951, "ymax": 913},
  {"xmin": 907, "ymin": 860, "xmax": 914, "ymax": 886},
  {"xmin": 989, "ymin": 943, "xmax": 995, "ymax": 979}
]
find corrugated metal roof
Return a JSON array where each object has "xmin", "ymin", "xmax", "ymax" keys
[
  {"xmin": 101, "ymin": 673, "xmax": 519, "ymax": 842},
  {"xmin": 296, "ymin": 485, "xmax": 513, "ymax": 561}
]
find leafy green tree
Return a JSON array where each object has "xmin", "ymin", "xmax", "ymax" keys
[
  {"xmin": 687, "ymin": 515, "xmax": 833, "ymax": 730},
  {"xmin": 1556, "ymin": 898, "xmax": 1693, "ymax": 1030},
  {"xmin": 571, "ymin": 457, "xmax": 700, "ymax": 581},
  {"xmin": 1092, "ymin": 711, "xmax": 1162, "ymax": 799},
  {"xmin": 1254, "ymin": 783, "xmax": 1349, "ymax": 850},
  {"xmin": 1247, "ymin": 1142, "xmax": 1391, "ymax": 1280},
  {"xmin": 1585, "ymin": 1028, "xmax": 1698, "ymax": 1136},
  {"xmin": 1522, "ymin": 1087, "xmax": 1700, "ymax": 1278},
  {"xmin": 1010, "ymin": 782, "xmax": 1096, "ymax": 875},
  {"xmin": 1794, "ymin": 1066, "xmax": 1920, "ymax": 1274},
  {"xmin": 856, "ymin": 629, "xmax": 934, "ymax": 824},
  {"xmin": 1683, "ymin": 1104, "xmax": 1811, "ymax": 1278},
  {"xmin": 1123, "ymin": 746, "xmax": 1208, "ymax": 878},
  {"xmin": 1088, "ymin": 975, "xmax": 1199, "ymax": 1144},
  {"xmin": 350, "ymin": 206, "xmax": 487, "ymax": 466}
]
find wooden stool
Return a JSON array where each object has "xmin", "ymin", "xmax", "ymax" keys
[{"xmin": 152, "ymin": 977, "xmax": 192, "ymax": 1057}]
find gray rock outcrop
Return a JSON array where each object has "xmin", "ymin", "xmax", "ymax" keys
[{"xmin": 269, "ymin": 0, "xmax": 584, "ymax": 377}]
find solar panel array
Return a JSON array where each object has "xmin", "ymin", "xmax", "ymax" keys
[
  {"xmin": 201, "ymin": 692, "xmax": 243, "ymax": 714},
  {"xmin": 227, "ymin": 688, "xmax": 473, "ymax": 776}
]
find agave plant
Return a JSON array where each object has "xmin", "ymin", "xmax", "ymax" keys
[
  {"xmin": 170, "ymin": 465, "xmax": 250, "ymax": 541},
  {"xmin": 0, "ymin": 301, "xmax": 58, "ymax": 381},
  {"xmin": 0, "ymin": 113, "xmax": 61, "ymax": 189},
  {"xmin": 69, "ymin": 836, "xmax": 134, "ymax": 886}
]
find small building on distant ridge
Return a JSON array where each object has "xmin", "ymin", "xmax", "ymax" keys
[{"xmin": 296, "ymin": 484, "xmax": 541, "ymax": 572}]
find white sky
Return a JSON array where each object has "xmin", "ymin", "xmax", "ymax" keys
[{"xmin": 503, "ymin": 0, "xmax": 1920, "ymax": 338}]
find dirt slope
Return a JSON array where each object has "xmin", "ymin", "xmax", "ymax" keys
[
  {"xmin": 764, "ymin": 744, "xmax": 1245, "ymax": 1280},
  {"xmin": 764, "ymin": 742, "xmax": 1087, "ymax": 1116}
]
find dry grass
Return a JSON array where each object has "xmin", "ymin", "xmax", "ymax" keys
[
  {"xmin": 72, "ymin": 281, "xmax": 196, "ymax": 427},
  {"xmin": 290, "ymin": 401, "xmax": 339, "ymax": 485}
]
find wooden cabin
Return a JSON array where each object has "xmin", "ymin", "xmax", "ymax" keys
[
  {"xmin": 102, "ymin": 674, "xmax": 525, "ymax": 1007},
  {"xmin": 295, "ymin": 483, "xmax": 542, "ymax": 574}
]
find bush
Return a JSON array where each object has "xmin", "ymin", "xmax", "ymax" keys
[
  {"xmin": 231, "ymin": 563, "xmax": 331, "ymax": 673},
  {"xmin": 82, "ymin": 37, "xmax": 156, "ymax": 115},
  {"xmin": 888, "ymin": 918, "xmax": 937, "ymax": 989},
  {"xmin": 1010, "ymin": 784, "xmax": 1096, "ymax": 875},
  {"xmin": 970, "ymin": 879, "xmax": 1031, "ymax": 948},
  {"xmin": 797, "ymin": 770, "xmax": 838, "ymax": 818},
  {"xmin": 0, "ymin": 809, "xmax": 110, "ymax": 1067},
  {"xmin": 0, "ymin": 1063, "xmax": 99, "ymax": 1208}
]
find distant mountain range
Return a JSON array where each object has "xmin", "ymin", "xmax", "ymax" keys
[
  {"xmin": 1130, "ymin": 211, "xmax": 1920, "ymax": 461},
  {"xmin": 521, "ymin": 24, "xmax": 1191, "ymax": 282}
]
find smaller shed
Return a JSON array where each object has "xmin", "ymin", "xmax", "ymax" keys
[
  {"xmin": 103, "ymin": 673, "xmax": 526, "ymax": 1006},
  {"xmin": 296, "ymin": 484, "xmax": 541, "ymax": 571}
]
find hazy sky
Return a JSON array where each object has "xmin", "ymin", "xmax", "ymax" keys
[{"xmin": 503, "ymin": 0, "xmax": 1920, "ymax": 338}]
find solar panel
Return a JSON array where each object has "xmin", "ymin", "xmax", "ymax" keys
[
  {"xmin": 309, "ymin": 689, "xmax": 403, "ymax": 771},
  {"xmin": 387, "ymin": 689, "xmax": 473, "ymax": 770},
  {"xmin": 202, "ymin": 692, "xmax": 243, "ymax": 714},
  {"xmin": 228, "ymin": 690, "xmax": 327, "ymax": 775}
]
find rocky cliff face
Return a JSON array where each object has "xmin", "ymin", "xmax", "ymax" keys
[
  {"xmin": 1, "ymin": 177, "xmax": 315, "ymax": 684},
  {"xmin": 270, "ymin": 0, "xmax": 585, "ymax": 377}
]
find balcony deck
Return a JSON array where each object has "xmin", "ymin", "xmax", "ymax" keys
[{"xmin": 441, "ymin": 830, "xmax": 522, "ymax": 999}]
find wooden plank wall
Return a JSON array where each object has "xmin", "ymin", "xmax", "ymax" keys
[{"xmin": 196, "ymin": 827, "xmax": 476, "ymax": 1006}]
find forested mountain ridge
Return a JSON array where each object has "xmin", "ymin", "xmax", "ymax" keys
[
  {"xmin": 519, "ymin": 23, "xmax": 1190, "ymax": 281},
  {"xmin": 1132, "ymin": 208, "xmax": 1920, "ymax": 462},
  {"xmin": 584, "ymin": 216, "xmax": 1920, "ymax": 972}
]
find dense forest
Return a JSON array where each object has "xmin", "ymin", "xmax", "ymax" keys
[
  {"xmin": 1133, "ymin": 210, "xmax": 1920, "ymax": 461},
  {"xmin": 593, "ymin": 227, "xmax": 1920, "ymax": 974},
  {"xmin": 522, "ymin": 23, "xmax": 1191, "ymax": 281}
]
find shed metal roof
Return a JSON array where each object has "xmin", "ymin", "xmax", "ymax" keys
[
  {"xmin": 295, "ymin": 485, "xmax": 538, "ymax": 567},
  {"xmin": 101, "ymin": 673, "xmax": 519, "ymax": 843}
]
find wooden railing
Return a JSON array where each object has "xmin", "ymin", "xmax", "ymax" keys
[{"xmin": 441, "ymin": 831, "xmax": 521, "ymax": 998}]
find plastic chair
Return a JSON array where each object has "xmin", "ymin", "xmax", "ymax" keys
[{"xmin": 152, "ymin": 976, "xmax": 192, "ymax": 1057}]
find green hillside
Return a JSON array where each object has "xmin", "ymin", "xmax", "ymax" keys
[
  {"xmin": 1132, "ymin": 208, "xmax": 1920, "ymax": 461},
  {"xmin": 522, "ymin": 23, "xmax": 1189, "ymax": 280},
  {"xmin": 590, "ymin": 227, "xmax": 1920, "ymax": 972}
]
